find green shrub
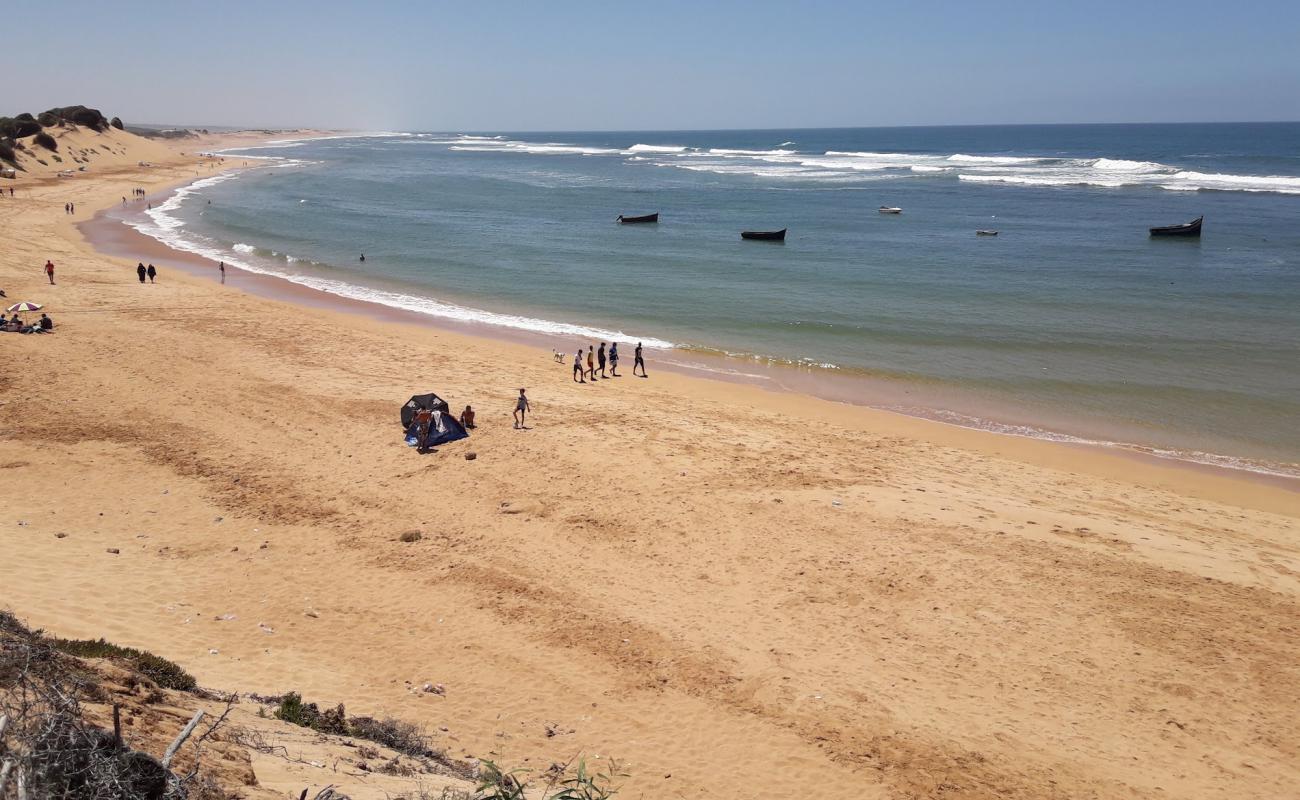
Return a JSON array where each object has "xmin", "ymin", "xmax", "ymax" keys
[
  {"xmin": 50, "ymin": 637, "xmax": 197, "ymax": 690},
  {"xmin": 34, "ymin": 131, "xmax": 57, "ymax": 151}
]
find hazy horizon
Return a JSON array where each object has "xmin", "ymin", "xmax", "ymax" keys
[{"xmin": 8, "ymin": 1, "xmax": 1299, "ymax": 131}]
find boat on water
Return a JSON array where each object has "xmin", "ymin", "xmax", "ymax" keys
[
  {"xmin": 1149, "ymin": 216, "xmax": 1203, "ymax": 237},
  {"xmin": 976, "ymin": 229, "xmax": 999, "ymax": 236},
  {"xmin": 879, "ymin": 206, "xmax": 902, "ymax": 214},
  {"xmin": 617, "ymin": 213, "xmax": 659, "ymax": 224},
  {"xmin": 741, "ymin": 228, "xmax": 787, "ymax": 242}
]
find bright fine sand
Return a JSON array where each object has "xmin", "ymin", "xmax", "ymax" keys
[{"xmin": 2, "ymin": 127, "xmax": 1299, "ymax": 800}]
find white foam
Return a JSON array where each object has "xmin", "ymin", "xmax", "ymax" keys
[
  {"xmin": 947, "ymin": 153, "xmax": 1044, "ymax": 165},
  {"xmin": 232, "ymin": 243, "xmax": 255, "ymax": 254},
  {"xmin": 625, "ymin": 144, "xmax": 689, "ymax": 154}
]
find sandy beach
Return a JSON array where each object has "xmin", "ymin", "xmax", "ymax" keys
[{"xmin": 3, "ymin": 126, "xmax": 1299, "ymax": 799}]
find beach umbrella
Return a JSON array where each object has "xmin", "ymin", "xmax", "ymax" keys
[{"xmin": 5, "ymin": 302, "xmax": 41, "ymax": 313}]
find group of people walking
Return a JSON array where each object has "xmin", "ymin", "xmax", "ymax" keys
[
  {"xmin": 135, "ymin": 262, "xmax": 158, "ymax": 283},
  {"xmin": 63, "ymin": 202, "xmax": 76, "ymax": 214},
  {"xmin": 572, "ymin": 341, "xmax": 647, "ymax": 383}
]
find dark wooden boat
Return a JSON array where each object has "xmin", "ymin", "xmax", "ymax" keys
[
  {"xmin": 741, "ymin": 228, "xmax": 787, "ymax": 242},
  {"xmin": 617, "ymin": 213, "xmax": 659, "ymax": 224},
  {"xmin": 1149, "ymin": 216, "xmax": 1203, "ymax": 237}
]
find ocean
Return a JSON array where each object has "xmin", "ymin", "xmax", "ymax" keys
[{"xmin": 126, "ymin": 124, "xmax": 1300, "ymax": 477}]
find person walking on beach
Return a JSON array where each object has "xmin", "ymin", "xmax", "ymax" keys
[
  {"xmin": 64, "ymin": 203, "xmax": 69, "ymax": 214},
  {"xmin": 573, "ymin": 349, "xmax": 586, "ymax": 383},
  {"xmin": 136, "ymin": 263, "xmax": 147, "ymax": 283},
  {"xmin": 70, "ymin": 202, "xmax": 75, "ymax": 214},
  {"xmin": 587, "ymin": 346, "xmax": 597, "ymax": 381},
  {"xmin": 597, "ymin": 343, "xmax": 608, "ymax": 378},
  {"xmin": 513, "ymin": 388, "xmax": 531, "ymax": 429},
  {"xmin": 146, "ymin": 264, "xmax": 157, "ymax": 283},
  {"xmin": 609, "ymin": 342, "xmax": 620, "ymax": 377},
  {"xmin": 219, "ymin": 261, "xmax": 225, "ymax": 284},
  {"xmin": 44, "ymin": 260, "xmax": 55, "ymax": 285},
  {"xmin": 634, "ymin": 342, "xmax": 647, "ymax": 377}
]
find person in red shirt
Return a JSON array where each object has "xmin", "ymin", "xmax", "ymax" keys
[{"xmin": 44, "ymin": 260, "xmax": 55, "ymax": 285}]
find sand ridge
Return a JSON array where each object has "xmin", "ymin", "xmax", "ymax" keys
[{"xmin": 2, "ymin": 128, "xmax": 1299, "ymax": 799}]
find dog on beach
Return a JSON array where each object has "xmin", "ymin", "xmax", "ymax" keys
[{"xmin": 553, "ymin": 350, "xmax": 566, "ymax": 363}]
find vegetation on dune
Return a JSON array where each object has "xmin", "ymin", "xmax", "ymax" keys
[
  {"xmin": 32, "ymin": 130, "xmax": 58, "ymax": 151},
  {"xmin": 49, "ymin": 636, "xmax": 198, "ymax": 691}
]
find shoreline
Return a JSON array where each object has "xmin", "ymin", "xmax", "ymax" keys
[{"xmin": 80, "ymin": 156, "xmax": 1300, "ymax": 488}]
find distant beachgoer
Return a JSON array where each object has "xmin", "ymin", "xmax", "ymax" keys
[
  {"xmin": 634, "ymin": 342, "xmax": 647, "ymax": 377},
  {"xmin": 597, "ymin": 343, "xmax": 607, "ymax": 378},
  {"xmin": 587, "ymin": 347, "xmax": 596, "ymax": 381},
  {"xmin": 609, "ymin": 342, "xmax": 620, "ymax": 376},
  {"xmin": 413, "ymin": 406, "xmax": 434, "ymax": 453},
  {"xmin": 573, "ymin": 349, "xmax": 586, "ymax": 383},
  {"xmin": 136, "ymin": 263, "xmax": 147, "ymax": 283},
  {"xmin": 70, "ymin": 202, "xmax": 74, "ymax": 214},
  {"xmin": 146, "ymin": 264, "xmax": 157, "ymax": 283},
  {"xmin": 359, "ymin": 254, "xmax": 365, "ymax": 262},
  {"xmin": 39, "ymin": 313, "xmax": 52, "ymax": 331},
  {"xmin": 64, "ymin": 203, "xmax": 69, "ymax": 214},
  {"xmin": 460, "ymin": 405, "xmax": 476, "ymax": 429},
  {"xmin": 122, "ymin": 196, "xmax": 126, "ymax": 205},
  {"xmin": 513, "ymin": 388, "xmax": 531, "ymax": 429},
  {"xmin": 219, "ymin": 261, "xmax": 225, "ymax": 284},
  {"xmin": 44, "ymin": 260, "xmax": 55, "ymax": 285}
]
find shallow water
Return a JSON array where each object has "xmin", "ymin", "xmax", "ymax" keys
[{"xmin": 129, "ymin": 124, "xmax": 1300, "ymax": 475}]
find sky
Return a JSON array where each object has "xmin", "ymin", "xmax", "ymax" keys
[{"xmin": 7, "ymin": 1, "xmax": 1299, "ymax": 131}]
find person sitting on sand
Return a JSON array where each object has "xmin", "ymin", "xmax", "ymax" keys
[
  {"xmin": 4, "ymin": 314, "xmax": 20, "ymax": 333},
  {"xmin": 460, "ymin": 405, "xmax": 476, "ymax": 429},
  {"xmin": 573, "ymin": 349, "xmax": 586, "ymax": 383},
  {"xmin": 38, "ymin": 313, "xmax": 52, "ymax": 331},
  {"xmin": 513, "ymin": 388, "xmax": 531, "ymax": 429}
]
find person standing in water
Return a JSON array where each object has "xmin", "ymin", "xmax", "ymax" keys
[
  {"xmin": 634, "ymin": 342, "xmax": 647, "ymax": 377},
  {"xmin": 609, "ymin": 342, "xmax": 620, "ymax": 377},
  {"xmin": 597, "ymin": 343, "xmax": 608, "ymax": 378},
  {"xmin": 573, "ymin": 349, "xmax": 586, "ymax": 383},
  {"xmin": 359, "ymin": 254, "xmax": 365, "ymax": 262},
  {"xmin": 513, "ymin": 388, "xmax": 531, "ymax": 429},
  {"xmin": 136, "ymin": 263, "xmax": 147, "ymax": 283},
  {"xmin": 146, "ymin": 264, "xmax": 157, "ymax": 283}
]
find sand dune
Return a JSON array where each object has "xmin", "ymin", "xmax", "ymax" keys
[{"xmin": 2, "ymin": 129, "xmax": 1298, "ymax": 799}]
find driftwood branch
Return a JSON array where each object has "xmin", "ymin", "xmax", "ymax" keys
[
  {"xmin": 0, "ymin": 759, "xmax": 12, "ymax": 795},
  {"xmin": 161, "ymin": 710, "xmax": 205, "ymax": 768}
]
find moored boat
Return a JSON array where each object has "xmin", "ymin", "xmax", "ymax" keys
[
  {"xmin": 1149, "ymin": 216, "xmax": 1203, "ymax": 237},
  {"xmin": 976, "ymin": 229, "xmax": 999, "ymax": 236},
  {"xmin": 617, "ymin": 212, "xmax": 659, "ymax": 224},
  {"xmin": 741, "ymin": 228, "xmax": 787, "ymax": 241},
  {"xmin": 879, "ymin": 206, "xmax": 902, "ymax": 214}
]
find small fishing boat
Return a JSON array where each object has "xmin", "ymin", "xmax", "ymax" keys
[
  {"xmin": 1149, "ymin": 216, "xmax": 1203, "ymax": 237},
  {"xmin": 741, "ymin": 228, "xmax": 787, "ymax": 242},
  {"xmin": 878, "ymin": 206, "xmax": 902, "ymax": 214},
  {"xmin": 976, "ymin": 229, "xmax": 999, "ymax": 236},
  {"xmin": 617, "ymin": 213, "xmax": 659, "ymax": 224}
]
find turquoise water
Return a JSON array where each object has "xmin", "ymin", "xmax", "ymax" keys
[{"xmin": 132, "ymin": 124, "xmax": 1300, "ymax": 475}]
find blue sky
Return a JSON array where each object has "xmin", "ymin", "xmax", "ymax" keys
[{"xmin": 8, "ymin": 1, "xmax": 1298, "ymax": 130}]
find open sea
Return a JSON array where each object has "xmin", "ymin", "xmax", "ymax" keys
[{"xmin": 129, "ymin": 124, "xmax": 1300, "ymax": 477}]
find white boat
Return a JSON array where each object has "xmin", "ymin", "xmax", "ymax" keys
[
  {"xmin": 878, "ymin": 206, "xmax": 902, "ymax": 214},
  {"xmin": 976, "ymin": 229, "xmax": 999, "ymax": 236}
]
